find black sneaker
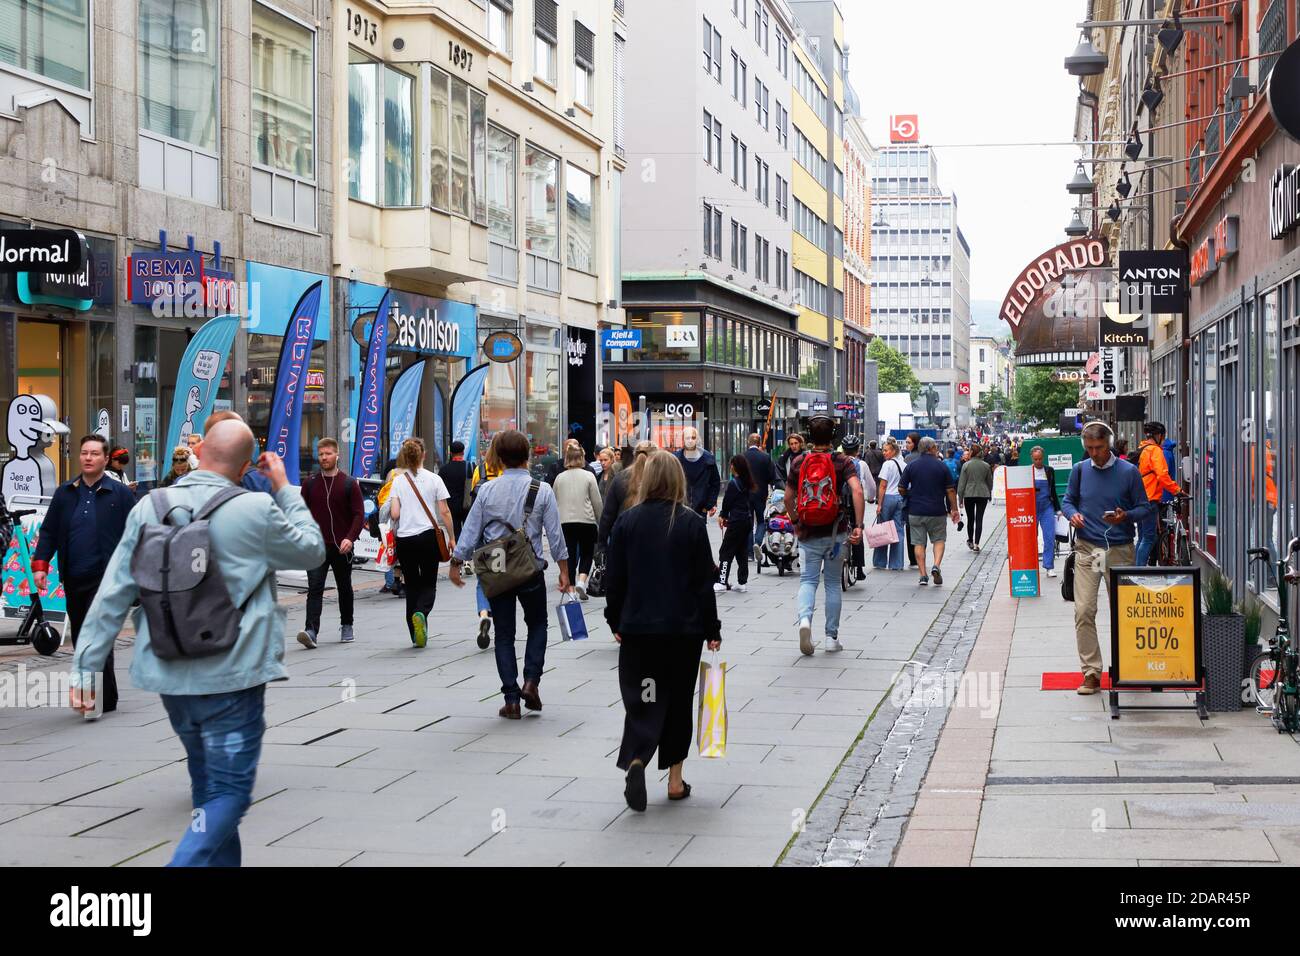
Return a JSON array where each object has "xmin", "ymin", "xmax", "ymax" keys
[
  {"xmin": 932, "ymin": 566, "xmax": 943, "ymax": 586},
  {"xmin": 918, "ymin": 575, "xmax": 929, "ymax": 586},
  {"xmin": 476, "ymin": 615, "xmax": 491, "ymax": 649}
]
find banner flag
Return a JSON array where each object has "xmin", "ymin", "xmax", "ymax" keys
[
  {"xmin": 164, "ymin": 313, "xmax": 240, "ymax": 455},
  {"xmin": 613, "ymin": 380, "xmax": 632, "ymax": 447},
  {"xmin": 265, "ymin": 281, "xmax": 323, "ymax": 484},
  {"xmin": 450, "ymin": 363, "xmax": 492, "ymax": 463},
  {"xmin": 350, "ymin": 291, "xmax": 391, "ymax": 479},
  {"xmin": 388, "ymin": 359, "xmax": 426, "ymax": 457}
]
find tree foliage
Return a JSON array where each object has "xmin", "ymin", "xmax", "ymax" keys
[
  {"xmin": 976, "ymin": 386, "xmax": 1008, "ymax": 418},
  {"xmin": 868, "ymin": 338, "xmax": 921, "ymax": 402},
  {"xmin": 1013, "ymin": 367, "xmax": 1078, "ymax": 425}
]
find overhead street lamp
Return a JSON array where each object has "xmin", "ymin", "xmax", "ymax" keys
[{"xmin": 1067, "ymin": 162, "xmax": 1094, "ymax": 195}]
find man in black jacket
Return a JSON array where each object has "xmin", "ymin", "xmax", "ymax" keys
[
  {"xmin": 441, "ymin": 440, "xmax": 470, "ymax": 537},
  {"xmin": 744, "ymin": 433, "xmax": 776, "ymax": 566},
  {"xmin": 33, "ymin": 435, "xmax": 138, "ymax": 714},
  {"xmin": 674, "ymin": 427, "xmax": 720, "ymax": 519}
]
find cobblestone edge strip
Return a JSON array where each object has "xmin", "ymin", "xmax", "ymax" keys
[{"xmin": 778, "ymin": 522, "xmax": 1008, "ymax": 867}]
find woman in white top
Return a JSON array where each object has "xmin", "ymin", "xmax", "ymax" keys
[
  {"xmin": 553, "ymin": 443, "xmax": 604, "ymax": 599},
  {"xmin": 872, "ymin": 438, "xmax": 907, "ymax": 571},
  {"xmin": 388, "ymin": 437, "xmax": 456, "ymax": 648}
]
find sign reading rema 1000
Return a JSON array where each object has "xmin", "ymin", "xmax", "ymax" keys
[{"xmin": 1000, "ymin": 238, "xmax": 1107, "ymax": 329}]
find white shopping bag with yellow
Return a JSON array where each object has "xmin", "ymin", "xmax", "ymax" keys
[{"xmin": 697, "ymin": 653, "xmax": 727, "ymax": 758}]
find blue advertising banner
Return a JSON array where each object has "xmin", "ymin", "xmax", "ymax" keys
[
  {"xmin": 601, "ymin": 329, "xmax": 641, "ymax": 349},
  {"xmin": 433, "ymin": 381, "xmax": 445, "ymax": 461},
  {"xmin": 350, "ymin": 290, "xmax": 390, "ymax": 479},
  {"xmin": 388, "ymin": 359, "xmax": 425, "ymax": 455},
  {"xmin": 451, "ymin": 363, "xmax": 492, "ymax": 463},
  {"xmin": 265, "ymin": 281, "xmax": 323, "ymax": 484},
  {"xmin": 163, "ymin": 313, "xmax": 241, "ymax": 455}
]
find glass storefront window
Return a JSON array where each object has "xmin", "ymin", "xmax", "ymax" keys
[
  {"xmin": 251, "ymin": 3, "xmax": 315, "ymax": 180},
  {"xmin": 524, "ymin": 145, "xmax": 559, "ymax": 260},
  {"xmin": 1204, "ymin": 326, "xmax": 1217, "ymax": 558},
  {"xmin": 1264, "ymin": 289, "xmax": 1281, "ymax": 588},
  {"xmin": 1, "ymin": 0, "xmax": 90, "ymax": 89},
  {"xmin": 246, "ymin": 333, "xmax": 326, "ymax": 479},
  {"xmin": 430, "ymin": 68, "xmax": 450, "ymax": 211},
  {"xmin": 525, "ymin": 347, "xmax": 559, "ymax": 473},
  {"xmin": 565, "ymin": 164, "xmax": 594, "ymax": 273},
  {"xmin": 1247, "ymin": 299, "xmax": 1261, "ymax": 565},
  {"xmin": 603, "ymin": 310, "xmax": 700, "ymax": 363},
  {"xmin": 88, "ymin": 321, "xmax": 114, "ymax": 442},
  {"xmin": 133, "ymin": 327, "xmax": 160, "ymax": 485},
  {"xmin": 138, "ymin": 0, "xmax": 219, "ymax": 151},
  {"xmin": 487, "ymin": 124, "xmax": 516, "ymax": 245}
]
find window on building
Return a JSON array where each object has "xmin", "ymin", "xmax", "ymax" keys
[
  {"xmin": 535, "ymin": 0, "xmax": 557, "ymax": 83},
  {"xmin": 487, "ymin": 123, "xmax": 516, "ymax": 246},
  {"xmin": 524, "ymin": 144, "xmax": 559, "ymax": 261},
  {"xmin": 2, "ymin": 0, "xmax": 91, "ymax": 88},
  {"xmin": 702, "ymin": 16, "xmax": 721, "ymax": 81},
  {"xmin": 139, "ymin": 0, "xmax": 219, "ymax": 151},
  {"xmin": 704, "ymin": 202, "xmax": 722, "ymax": 258},
  {"xmin": 574, "ymin": 20, "xmax": 594, "ymax": 108},
  {"xmin": 488, "ymin": 0, "xmax": 511, "ymax": 53},
  {"xmin": 753, "ymin": 1, "xmax": 760, "ymax": 44},
  {"xmin": 566, "ymin": 163, "xmax": 594, "ymax": 273},
  {"xmin": 449, "ymin": 75, "xmax": 471, "ymax": 217},
  {"xmin": 777, "ymin": 30, "xmax": 788, "ymax": 77},
  {"xmin": 755, "ymin": 156, "xmax": 768, "ymax": 205},
  {"xmin": 738, "ymin": 225, "xmax": 747, "ymax": 272},
  {"xmin": 775, "ymin": 101, "xmax": 787, "ymax": 147},
  {"xmin": 346, "ymin": 52, "xmax": 418, "ymax": 207},
  {"xmin": 250, "ymin": 4, "xmax": 317, "ymax": 224},
  {"xmin": 755, "ymin": 78, "xmax": 768, "ymax": 128},
  {"xmin": 730, "ymin": 219, "xmax": 739, "ymax": 268}
]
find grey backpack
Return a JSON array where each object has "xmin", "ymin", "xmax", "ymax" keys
[{"xmin": 131, "ymin": 486, "xmax": 249, "ymax": 661}]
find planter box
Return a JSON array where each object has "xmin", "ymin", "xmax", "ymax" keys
[{"xmin": 1204, "ymin": 613, "xmax": 1246, "ymax": 712}]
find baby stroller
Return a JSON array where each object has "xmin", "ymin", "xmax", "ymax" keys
[{"xmin": 760, "ymin": 488, "xmax": 799, "ymax": 577}]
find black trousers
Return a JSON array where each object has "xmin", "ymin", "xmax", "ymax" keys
[
  {"xmin": 562, "ymin": 521, "xmax": 597, "ymax": 576},
  {"xmin": 394, "ymin": 530, "xmax": 440, "ymax": 639},
  {"xmin": 718, "ymin": 521, "xmax": 750, "ymax": 586},
  {"xmin": 65, "ymin": 577, "xmax": 118, "ymax": 712},
  {"xmin": 305, "ymin": 546, "xmax": 353, "ymax": 633},
  {"xmin": 906, "ymin": 513, "xmax": 918, "ymax": 566},
  {"xmin": 617, "ymin": 634, "xmax": 705, "ymax": 771},
  {"xmin": 965, "ymin": 497, "xmax": 989, "ymax": 546},
  {"xmin": 449, "ymin": 507, "xmax": 466, "ymax": 540}
]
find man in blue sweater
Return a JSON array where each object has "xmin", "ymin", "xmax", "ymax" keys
[{"xmin": 1060, "ymin": 421, "xmax": 1154, "ymax": 695}]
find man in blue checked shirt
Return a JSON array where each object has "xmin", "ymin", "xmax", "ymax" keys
[{"xmin": 449, "ymin": 429, "xmax": 570, "ymax": 720}]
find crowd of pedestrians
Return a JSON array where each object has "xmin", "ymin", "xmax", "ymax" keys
[{"xmin": 52, "ymin": 409, "xmax": 1187, "ymax": 865}]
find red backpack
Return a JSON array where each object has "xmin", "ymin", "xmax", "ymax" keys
[{"xmin": 796, "ymin": 451, "xmax": 840, "ymax": 527}]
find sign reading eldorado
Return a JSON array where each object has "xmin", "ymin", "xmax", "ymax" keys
[
  {"xmin": 999, "ymin": 237, "xmax": 1107, "ymax": 365},
  {"xmin": 1000, "ymin": 237, "xmax": 1107, "ymax": 328}
]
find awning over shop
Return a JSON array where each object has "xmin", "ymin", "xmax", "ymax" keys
[{"xmin": 1000, "ymin": 237, "xmax": 1107, "ymax": 366}]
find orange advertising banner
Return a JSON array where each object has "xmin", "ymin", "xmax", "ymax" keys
[
  {"xmin": 613, "ymin": 380, "xmax": 632, "ymax": 447},
  {"xmin": 1004, "ymin": 466, "xmax": 1040, "ymax": 598}
]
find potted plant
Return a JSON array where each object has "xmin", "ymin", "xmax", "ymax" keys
[
  {"xmin": 1241, "ymin": 599, "xmax": 1263, "ymax": 680},
  {"xmin": 1202, "ymin": 569, "xmax": 1245, "ymax": 712}
]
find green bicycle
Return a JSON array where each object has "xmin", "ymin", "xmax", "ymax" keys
[{"xmin": 1246, "ymin": 537, "xmax": 1300, "ymax": 733}]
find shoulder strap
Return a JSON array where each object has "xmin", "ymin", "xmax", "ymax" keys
[
  {"xmin": 194, "ymin": 486, "xmax": 248, "ymax": 522},
  {"xmin": 404, "ymin": 471, "xmax": 438, "ymax": 526},
  {"xmin": 149, "ymin": 489, "xmax": 175, "ymax": 524},
  {"xmin": 518, "ymin": 479, "xmax": 541, "ymax": 530}
]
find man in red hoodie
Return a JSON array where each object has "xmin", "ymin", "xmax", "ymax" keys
[{"xmin": 297, "ymin": 438, "xmax": 365, "ymax": 647}]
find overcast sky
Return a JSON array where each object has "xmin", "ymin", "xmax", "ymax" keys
[{"xmin": 844, "ymin": 0, "xmax": 1082, "ymax": 306}]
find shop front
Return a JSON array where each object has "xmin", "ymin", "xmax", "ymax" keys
[
  {"xmin": 0, "ymin": 229, "xmax": 116, "ymax": 491},
  {"xmin": 1184, "ymin": 129, "xmax": 1300, "ymax": 614},
  {"xmin": 345, "ymin": 280, "xmax": 477, "ymax": 474}
]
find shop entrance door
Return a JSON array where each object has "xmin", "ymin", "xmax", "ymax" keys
[
  {"xmin": 15, "ymin": 320, "xmax": 67, "ymax": 488},
  {"xmin": 133, "ymin": 326, "xmax": 196, "ymax": 488}
]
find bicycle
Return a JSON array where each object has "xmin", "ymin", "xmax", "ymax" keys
[
  {"xmin": 1246, "ymin": 537, "xmax": 1300, "ymax": 733},
  {"xmin": 1154, "ymin": 495, "xmax": 1193, "ymax": 567}
]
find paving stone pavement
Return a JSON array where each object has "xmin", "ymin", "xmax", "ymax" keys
[{"xmin": 0, "ymin": 509, "xmax": 1003, "ymax": 867}]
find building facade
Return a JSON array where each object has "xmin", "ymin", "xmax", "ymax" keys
[
  {"xmin": 841, "ymin": 78, "xmax": 873, "ymax": 434},
  {"xmin": 870, "ymin": 144, "xmax": 971, "ymax": 428},
  {"xmin": 615, "ymin": 0, "xmax": 801, "ymax": 465}
]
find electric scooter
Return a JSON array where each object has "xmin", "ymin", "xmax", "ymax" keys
[{"xmin": 0, "ymin": 504, "xmax": 62, "ymax": 656}]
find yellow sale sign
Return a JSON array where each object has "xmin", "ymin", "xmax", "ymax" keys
[{"xmin": 1114, "ymin": 571, "xmax": 1199, "ymax": 685}]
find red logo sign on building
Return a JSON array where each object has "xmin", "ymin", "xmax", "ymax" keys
[
  {"xmin": 957, "ymin": 382, "xmax": 971, "ymax": 396},
  {"xmin": 890, "ymin": 115, "xmax": 919, "ymax": 143}
]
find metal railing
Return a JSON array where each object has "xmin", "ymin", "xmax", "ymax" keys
[
  {"xmin": 1224, "ymin": 63, "xmax": 1244, "ymax": 143},
  {"xmin": 1260, "ymin": 0, "xmax": 1286, "ymax": 87},
  {"xmin": 1189, "ymin": 144, "xmax": 1202, "ymax": 186},
  {"xmin": 1204, "ymin": 116, "xmax": 1220, "ymax": 174}
]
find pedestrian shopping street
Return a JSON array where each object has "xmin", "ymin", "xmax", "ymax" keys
[{"xmin": 2, "ymin": 508, "xmax": 1298, "ymax": 867}]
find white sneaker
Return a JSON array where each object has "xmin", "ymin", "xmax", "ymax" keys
[
  {"xmin": 734, "ymin": 583, "xmax": 749, "ymax": 593},
  {"xmin": 1047, "ymin": 569, "xmax": 1057, "ymax": 578},
  {"xmin": 713, "ymin": 582, "xmax": 729, "ymax": 593},
  {"xmin": 753, "ymin": 544, "xmax": 763, "ymax": 564},
  {"xmin": 575, "ymin": 581, "xmax": 588, "ymax": 600},
  {"xmin": 297, "ymin": 629, "xmax": 318, "ymax": 650},
  {"xmin": 798, "ymin": 618, "xmax": 814, "ymax": 656},
  {"xmin": 825, "ymin": 637, "xmax": 843, "ymax": 653}
]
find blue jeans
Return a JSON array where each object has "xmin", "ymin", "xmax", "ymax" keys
[
  {"xmin": 1135, "ymin": 512, "xmax": 1158, "ymax": 566},
  {"xmin": 748, "ymin": 496, "xmax": 767, "ymax": 552},
  {"xmin": 160, "ymin": 684, "xmax": 266, "ymax": 867},
  {"xmin": 384, "ymin": 568, "xmax": 396, "ymax": 589},
  {"xmin": 489, "ymin": 571, "xmax": 549, "ymax": 700},
  {"xmin": 873, "ymin": 494, "xmax": 906, "ymax": 570},
  {"xmin": 476, "ymin": 579, "xmax": 490, "ymax": 616},
  {"xmin": 1037, "ymin": 503, "xmax": 1056, "ymax": 570},
  {"xmin": 798, "ymin": 534, "xmax": 845, "ymax": 638}
]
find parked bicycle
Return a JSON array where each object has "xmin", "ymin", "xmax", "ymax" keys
[
  {"xmin": 1247, "ymin": 537, "xmax": 1300, "ymax": 733},
  {"xmin": 1153, "ymin": 495, "xmax": 1193, "ymax": 567}
]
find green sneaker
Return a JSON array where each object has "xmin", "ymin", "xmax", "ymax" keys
[{"xmin": 412, "ymin": 612, "xmax": 427, "ymax": 648}]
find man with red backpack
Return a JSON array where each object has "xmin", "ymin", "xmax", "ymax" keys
[{"xmin": 784, "ymin": 415, "xmax": 865, "ymax": 656}]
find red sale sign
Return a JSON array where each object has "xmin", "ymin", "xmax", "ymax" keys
[{"xmin": 1004, "ymin": 466, "xmax": 1040, "ymax": 597}]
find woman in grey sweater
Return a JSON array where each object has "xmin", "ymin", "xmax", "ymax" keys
[
  {"xmin": 956, "ymin": 445, "xmax": 994, "ymax": 551},
  {"xmin": 554, "ymin": 443, "xmax": 604, "ymax": 599}
]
